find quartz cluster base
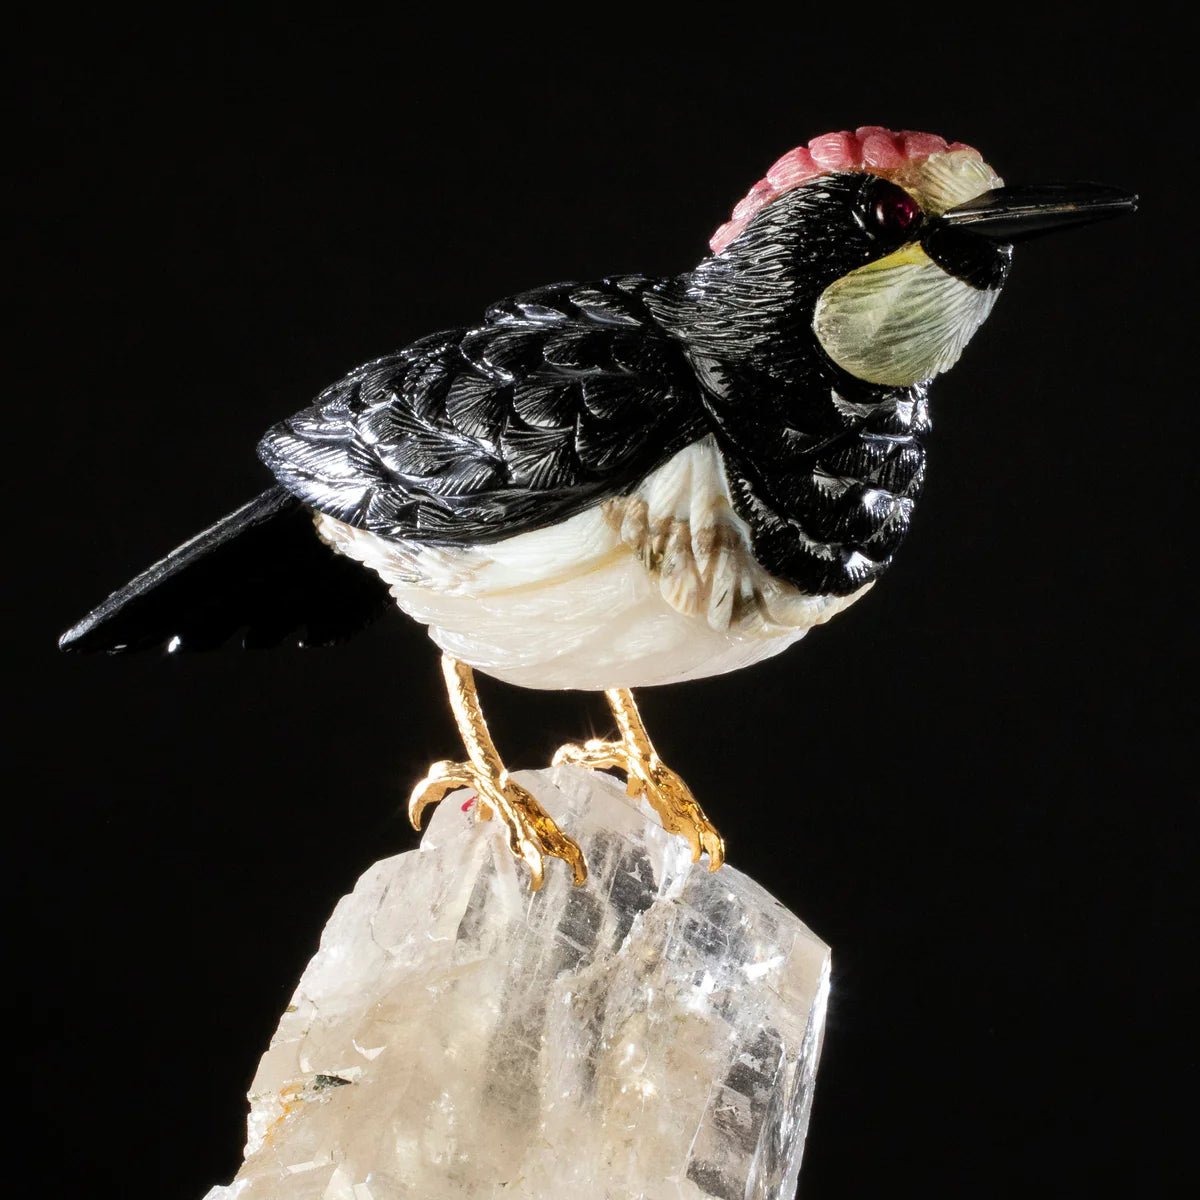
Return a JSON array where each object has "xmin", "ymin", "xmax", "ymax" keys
[{"xmin": 203, "ymin": 765, "xmax": 830, "ymax": 1200}]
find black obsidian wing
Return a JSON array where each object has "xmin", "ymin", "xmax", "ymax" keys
[
  {"xmin": 59, "ymin": 488, "xmax": 392, "ymax": 653},
  {"xmin": 258, "ymin": 277, "xmax": 709, "ymax": 545}
]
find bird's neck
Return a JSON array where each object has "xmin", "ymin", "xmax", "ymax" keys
[{"xmin": 647, "ymin": 272, "xmax": 932, "ymax": 596}]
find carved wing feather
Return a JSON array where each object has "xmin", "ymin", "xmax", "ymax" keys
[{"xmin": 258, "ymin": 277, "xmax": 709, "ymax": 547}]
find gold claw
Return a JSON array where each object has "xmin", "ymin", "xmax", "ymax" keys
[
  {"xmin": 554, "ymin": 689, "xmax": 725, "ymax": 871},
  {"xmin": 498, "ymin": 775, "xmax": 588, "ymax": 890},
  {"xmin": 552, "ymin": 739, "xmax": 621, "ymax": 772},
  {"xmin": 409, "ymin": 657, "xmax": 588, "ymax": 892},
  {"xmin": 410, "ymin": 757, "xmax": 587, "ymax": 889},
  {"xmin": 643, "ymin": 759, "xmax": 726, "ymax": 871},
  {"xmin": 408, "ymin": 759, "xmax": 473, "ymax": 830}
]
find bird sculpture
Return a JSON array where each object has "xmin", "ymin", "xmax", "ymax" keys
[{"xmin": 61, "ymin": 127, "xmax": 1136, "ymax": 890}]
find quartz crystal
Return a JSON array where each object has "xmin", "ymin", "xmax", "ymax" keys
[{"xmin": 203, "ymin": 765, "xmax": 830, "ymax": 1200}]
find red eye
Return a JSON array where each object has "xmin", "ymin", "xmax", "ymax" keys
[{"xmin": 871, "ymin": 185, "xmax": 922, "ymax": 234}]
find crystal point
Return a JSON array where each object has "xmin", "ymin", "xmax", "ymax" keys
[{"xmin": 204, "ymin": 765, "xmax": 830, "ymax": 1199}]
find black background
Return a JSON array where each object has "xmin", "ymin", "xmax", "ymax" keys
[{"xmin": 17, "ymin": 14, "xmax": 1195, "ymax": 1199}]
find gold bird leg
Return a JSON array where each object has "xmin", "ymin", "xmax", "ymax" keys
[
  {"xmin": 409, "ymin": 655, "xmax": 587, "ymax": 891},
  {"xmin": 554, "ymin": 688, "xmax": 725, "ymax": 870}
]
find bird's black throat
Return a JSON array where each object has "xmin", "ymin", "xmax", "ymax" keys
[{"xmin": 683, "ymin": 337, "xmax": 930, "ymax": 598}]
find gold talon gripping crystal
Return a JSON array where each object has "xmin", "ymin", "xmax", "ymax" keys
[
  {"xmin": 554, "ymin": 688, "xmax": 725, "ymax": 871},
  {"xmin": 409, "ymin": 656, "xmax": 587, "ymax": 891}
]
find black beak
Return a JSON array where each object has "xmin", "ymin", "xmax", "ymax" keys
[{"xmin": 939, "ymin": 182, "xmax": 1139, "ymax": 243}]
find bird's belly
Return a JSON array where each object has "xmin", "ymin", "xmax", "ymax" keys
[
  {"xmin": 407, "ymin": 543, "xmax": 811, "ymax": 690},
  {"xmin": 316, "ymin": 498, "xmax": 869, "ymax": 691}
]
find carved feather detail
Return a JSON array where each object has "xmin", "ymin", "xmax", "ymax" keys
[{"xmin": 601, "ymin": 438, "xmax": 871, "ymax": 635}]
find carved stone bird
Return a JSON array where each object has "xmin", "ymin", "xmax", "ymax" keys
[{"xmin": 61, "ymin": 127, "xmax": 1136, "ymax": 889}]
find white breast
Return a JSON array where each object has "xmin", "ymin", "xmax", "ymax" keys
[{"xmin": 316, "ymin": 437, "xmax": 871, "ymax": 690}]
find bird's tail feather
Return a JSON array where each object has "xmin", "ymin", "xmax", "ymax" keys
[{"xmin": 59, "ymin": 486, "xmax": 391, "ymax": 653}]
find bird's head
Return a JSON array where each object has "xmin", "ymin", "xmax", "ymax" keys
[{"xmin": 668, "ymin": 128, "xmax": 1136, "ymax": 388}]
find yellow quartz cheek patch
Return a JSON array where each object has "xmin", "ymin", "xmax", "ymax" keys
[{"xmin": 812, "ymin": 243, "xmax": 1000, "ymax": 387}]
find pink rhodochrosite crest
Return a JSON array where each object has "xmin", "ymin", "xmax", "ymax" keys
[{"xmin": 710, "ymin": 126, "xmax": 989, "ymax": 254}]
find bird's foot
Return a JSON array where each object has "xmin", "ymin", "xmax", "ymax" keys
[
  {"xmin": 408, "ymin": 760, "xmax": 588, "ymax": 891},
  {"xmin": 552, "ymin": 739, "xmax": 725, "ymax": 870}
]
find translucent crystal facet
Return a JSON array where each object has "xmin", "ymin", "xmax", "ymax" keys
[{"xmin": 203, "ymin": 765, "xmax": 830, "ymax": 1200}]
